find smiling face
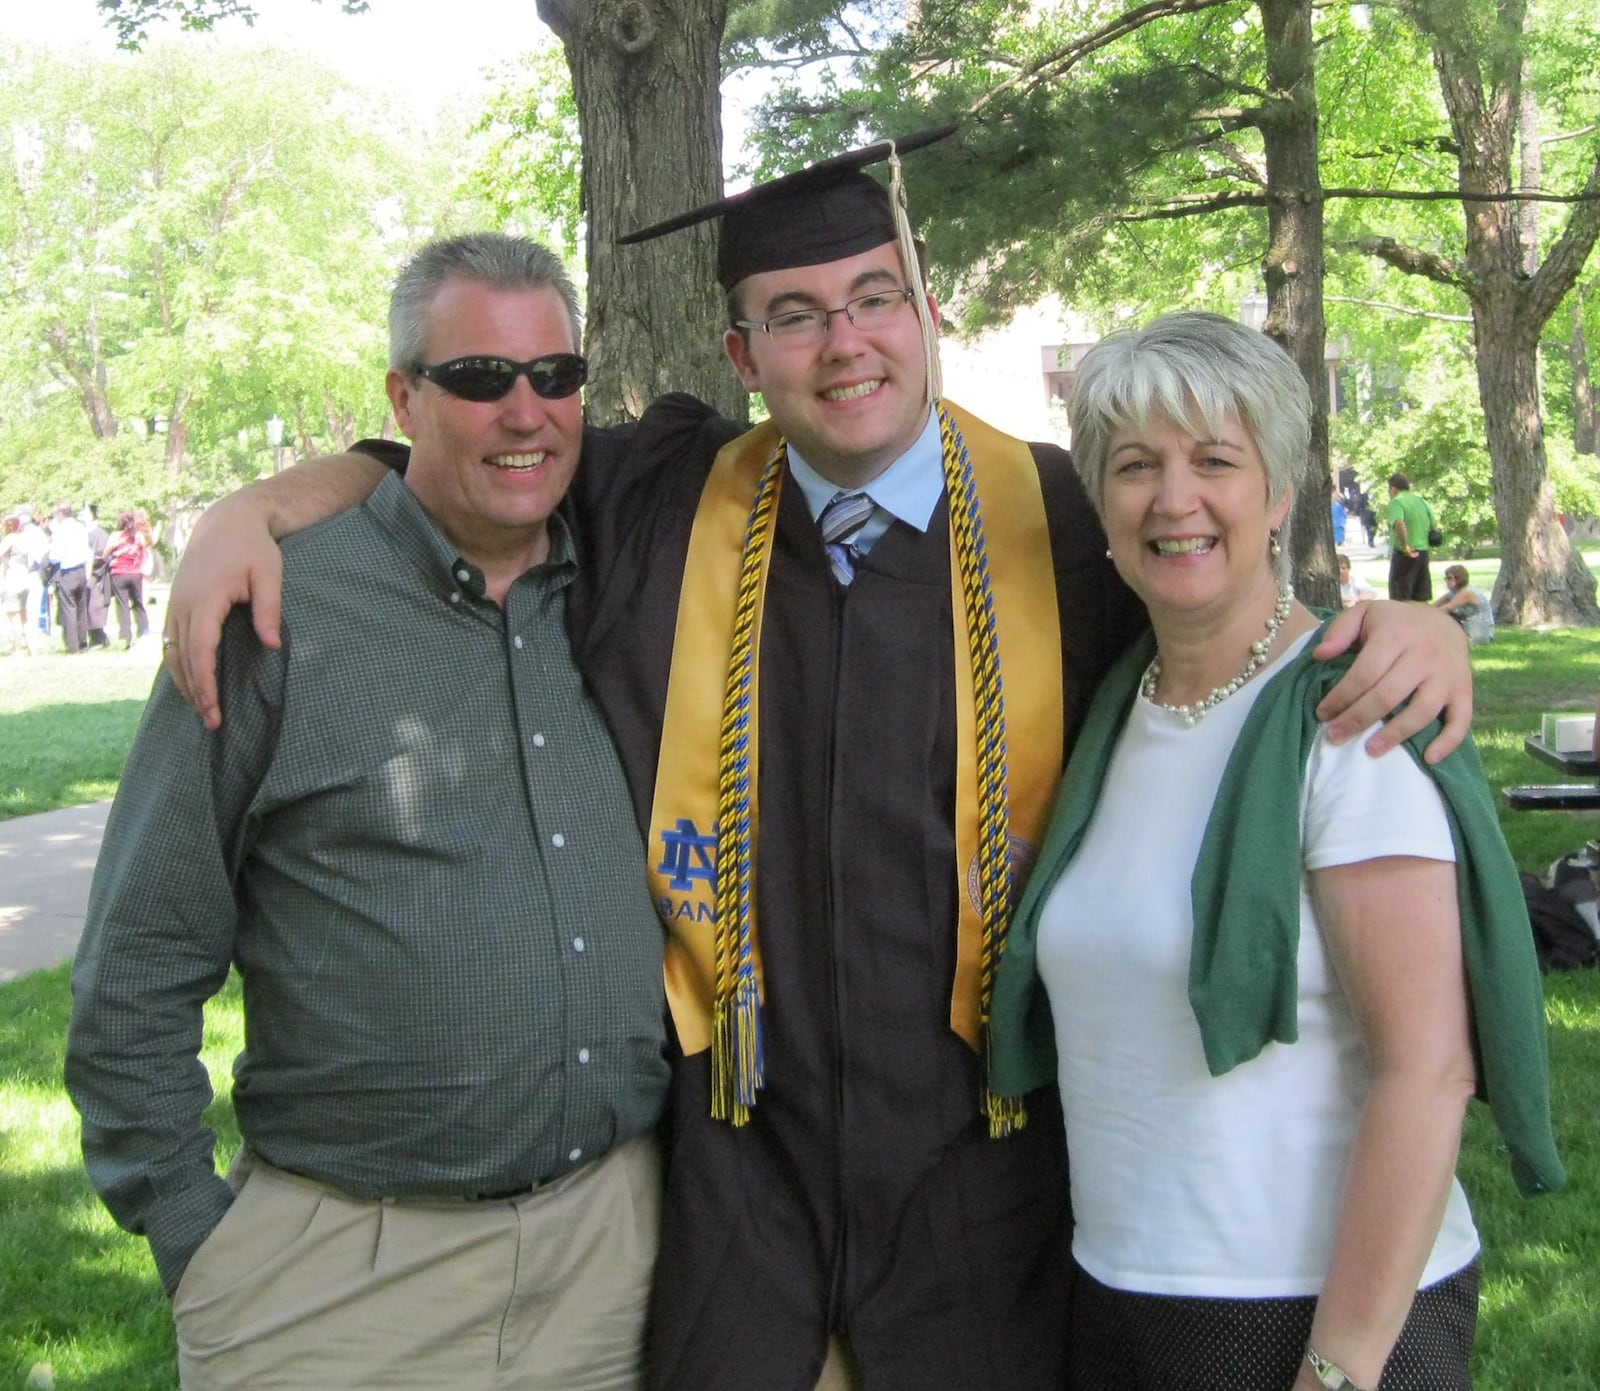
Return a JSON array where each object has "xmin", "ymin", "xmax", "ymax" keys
[
  {"xmin": 387, "ymin": 277, "xmax": 583, "ymax": 592},
  {"xmin": 1101, "ymin": 410, "xmax": 1293, "ymax": 630},
  {"xmin": 722, "ymin": 242, "xmax": 937, "ymax": 490}
]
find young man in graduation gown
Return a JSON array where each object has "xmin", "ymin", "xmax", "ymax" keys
[{"xmin": 159, "ymin": 132, "xmax": 1475, "ymax": 1391}]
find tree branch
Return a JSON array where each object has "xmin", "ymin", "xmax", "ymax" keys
[
  {"xmin": 1323, "ymin": 294, "xmax": 1471, "ymax": 323},
  {"xmin": 1115, "ymin": 192, "xmax": 1266, "ymax": 221},
  {"xmin": 1118, "ymin": 185, "xmax": 1600, "ymax": 218},
  {"xmin": 1345, "ymin": 136, "xmax": 1460, "ymax": 160},
  {"xmin": 1352, "ymin": 235, "xmax": 1472, "ymax": 292},
  {"xmin": 968, "ymin": 0, "xmax": 1239, "ymax": 117},
  {"xmin": 1528, "ymin": 151, "xmax": 1600, "ymax": 327},
  {"xmin": 1320, "ymin": 185, "xmax": 1600, "ymax": 203}
]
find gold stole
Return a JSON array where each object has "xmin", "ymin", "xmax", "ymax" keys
[{"xmin": 646, "ymin": 402, "xmax": 1064, "ymax": 1131}]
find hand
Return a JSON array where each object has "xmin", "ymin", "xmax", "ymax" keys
[
  {"xmin": 1313, "ymin": 600, "xmax": 1472, "ymax": 763},
  {"xmin": 163, "ymin": 492, "xmax": 283, "ymax": 730}
]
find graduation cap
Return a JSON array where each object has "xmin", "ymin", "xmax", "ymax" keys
[
  {"xmin": 618, "ymin": 125, "xmax": 956, "ymax": 288},
  {"xmin": 619, "ymin": 124, "xmax": 958, "ymax": 401}
]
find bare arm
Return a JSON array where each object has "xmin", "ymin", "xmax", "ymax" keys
[
  {"xmin": 1433, "ymin": 588, "xmax": 1470, "ymax": 613},
  {"xmin": 1313, "ymin": 600, "xmax": 1472, "ymax": 764},
  {"xmin": 1292, "ymin": 854, "xmax": 1476, "ymax": 1391},
  {"xmin": 164, "ymin": 453, "xmax": 388, "ymax": 729}
]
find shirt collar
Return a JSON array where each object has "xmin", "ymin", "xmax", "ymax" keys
[
  {"xmin": 786, "ymin": 406, "xmax": 943, "ymax": 534},
  {"xmin": 364, "ymin": 472, "xmax": 578, "ymax": 604}
]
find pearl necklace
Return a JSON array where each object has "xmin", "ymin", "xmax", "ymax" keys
[{"xmin": 1140, "ymin": 584, "xmax": 1294, "ymax": 727}]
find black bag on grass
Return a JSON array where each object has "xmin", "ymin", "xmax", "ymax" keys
[{"xmin": 1520, "ymin": 861, "xmax": 1600, "ymax": 971}]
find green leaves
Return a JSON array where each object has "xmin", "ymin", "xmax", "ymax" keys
[{"xmin": 0, "ymin": 41, "xmax": 478, "ymax": 510}]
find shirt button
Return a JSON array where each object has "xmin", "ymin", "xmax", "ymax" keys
[
  {"xmin": 551, "ymin": 833, "xmax": 565, "ymax": 848},
  {"xmin": 513, "ymin": 635, "xmax": 524, "ymax": 650},
  {"xmin": 578, "ymin": 1048, "xmax": 590, "ymax": 1064},
  {"xmin": 456, "ymin": 568, "xmax": 471, "ymax": 583},
  {"xmin": 572, "ymin": 937, "xmax": 585, "ymax": 953},
  {"xmin": 449, "ymin": 591, "xmax": 462, "ymax": 604},
  {"xmin": 568, "ymin": 1148, "xmax": 583, "ymax": 1163},
  {"xmin": 532, "ymin": 733, "xmax": 546, "ymax": 748}
]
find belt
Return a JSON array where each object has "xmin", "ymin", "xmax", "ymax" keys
[
  {"xmin": 244, "ymin": 1152, "xmax": 544, "ymax": 1205},
  {"xmin": 466, "ymin": 1183, "xmax": 540, "ymax": 1202}
]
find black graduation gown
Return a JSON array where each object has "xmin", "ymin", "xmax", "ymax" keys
[{"xmin": 564, "ymin": 394, "xmax": 1148, "ymax": 1391}]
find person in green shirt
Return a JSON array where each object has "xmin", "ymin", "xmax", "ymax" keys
[
  {"xmin": 1386, "ymin": 471, "xmax": 1435, "ymax": 600},
  {"xmin": 66, "ymin": 234, "xmax": 669, "ymax": 1390}
]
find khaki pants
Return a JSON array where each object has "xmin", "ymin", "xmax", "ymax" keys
[
  {"xmin": 815, "ymin": 1335, "xmax": 861, "ymax": 1390},
  {"xmin": 173, "ymin": 1134, "xmax": 660, "ymax": 1391}
]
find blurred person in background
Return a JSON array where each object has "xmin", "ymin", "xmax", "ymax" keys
[
  {"xmin": 83, "ymin": 503, "xmax": 113, "ymax": 648},
  {"xmin": 1, "ymin": 514, "xmax": 36, "ymax": 654},
  {"xmin": 46, "ymin": 501, "xmax": 93, "ymax": 652},
  {"xmin": 1339, "ymin": 554, "xmax": 1376, "ymax": 609},
  {"xmin": 1433, "ymin": 566, "xmax": 1494, "ymax": 647},
  {"xmin": 13, "ymin": 504, "xmax": 50, "ymax": 639},
  {"xmin": 103, "ymin": 511, "xmax": 152, "ymax": 647},
  {"xmin": 1385, "ymin": 473, "xmax": 1436, "ymax": 602}
]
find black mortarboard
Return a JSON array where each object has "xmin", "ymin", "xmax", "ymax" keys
[{"xmin": 618, "ymin": 125, "xmax": 957, "ymax": 290}]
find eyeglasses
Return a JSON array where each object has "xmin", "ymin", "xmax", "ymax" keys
[
  {"xmin": 736, "ymin": 289, "xmax": 916, "ymax": 344},
  {"xmin": 413, "ymin": 352, "xmax": 589, "ymax": 402}
]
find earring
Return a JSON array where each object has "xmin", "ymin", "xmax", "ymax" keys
[
  {"xmin": 1105, "ymin": 548, "xmax": 1113, "ymax": 560},
  {"xmin": 1269, "ymin": 529, "xmax": 1282, "ymax": 559}
]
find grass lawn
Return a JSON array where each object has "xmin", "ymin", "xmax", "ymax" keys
[
  {"xmin": 1343, "ymin": 537, "xmax": 1600, "ymax": 616},
  {"xmin": 2, "ymin": 611, "xmax": 1599, "ymax": 1386},
  {"xmin": 0, "ymin": 634, "xmax": 165, "ymax": 823}
]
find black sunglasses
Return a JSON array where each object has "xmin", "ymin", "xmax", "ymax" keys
[{"xmin": 414, "ymin": 352, "xmax": 589, "ymax": 402}]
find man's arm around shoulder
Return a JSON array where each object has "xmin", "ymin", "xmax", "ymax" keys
[{"xmin": 166, "ymin": 453, "xmax": 386, "ymax": 727}]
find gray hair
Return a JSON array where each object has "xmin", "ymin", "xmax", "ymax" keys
[
  {"xmin": 1068, "ymin": 311, "xmax": 1310, "ymax": 581},
  {"xmin": 389, "ymin": 233, "xmax": 583, "ymax": 371}
]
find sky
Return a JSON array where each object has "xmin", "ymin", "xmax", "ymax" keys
[{"xmin": 0, "ymin": 0, "xmax": 555, "ymax": 118}]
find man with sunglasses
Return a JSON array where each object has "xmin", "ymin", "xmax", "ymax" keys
[
  {"xmin": 66, "ymin": 234, "xmax": 668, "ymax": 1391},
  {"xmin": 159, "ymin": 139, "xmax": 1474, "ymax": 1391}
]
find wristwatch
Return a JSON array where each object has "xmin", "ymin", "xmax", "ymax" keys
[{"xmin": 1305, "ymin": 1345, "xmax": 1372, "ymax": 1391}]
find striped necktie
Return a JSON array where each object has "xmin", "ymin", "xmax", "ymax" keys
[{"xmin": 819, "ymin": 491, "xmax": 877, "ymax": 586}]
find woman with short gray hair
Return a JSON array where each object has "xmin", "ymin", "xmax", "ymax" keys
[{"xmin": 991, "ymin": 311, "xmax": 1561, "ymax": 1391}]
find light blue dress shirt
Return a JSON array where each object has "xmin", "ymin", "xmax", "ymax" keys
[{"xmin": 786, "ymin": 407, "xmax": 945, "ymax": 556}]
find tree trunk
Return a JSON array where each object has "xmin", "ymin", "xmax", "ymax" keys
[
  {"xmin": 323, "ymin": 396, "xmax": 359, "ymax": 453},
  {"xmin": 1572, "ymin": 295, "xmax": 1597, "ymax": 455},
  {"xmin": 1407, "ymin": 0, "xmax": 1600, "ymax": 624},
  {"xmin": 1517, "ymin": 59, "xmax": 1539, "ymax": 277},
  {"xmin": 1475, "ymin": 307, "xmax": 1599, "ymax": 622},
  {"xmin": 44, "ymin": 316, "xmax": 118, "ymax": 438},
  {"xmin": 1257, "ymin": 0, "xmax": 1336, "ymax": 610},
  {"xmin": 164, "ymin": 386, "xmax": 192, "ymax": 475},
  {"xmin": 537, "ymin": 0, "xmax": 747, "ymax": 427}
]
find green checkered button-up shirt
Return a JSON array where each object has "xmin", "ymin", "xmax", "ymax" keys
[{"xmin": 67, "ymin": 473, "xmax": 668, "ymax": 1294}]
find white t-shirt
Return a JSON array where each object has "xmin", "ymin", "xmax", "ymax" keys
[
  {"xmin": 1340, "ymin": 575, "xmax": 1375, "ymax": 607},
  {"xmin": 47, "ymin": 516, "xmax": 92, "ymax": 570},
  {"xmin": 1035, "ymin": 634, "xmax": 1480, "ymax": 1297}
]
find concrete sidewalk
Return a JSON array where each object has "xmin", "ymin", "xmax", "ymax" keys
[{"xmin": 0, "ymin": 801, "xmax": 110, "ymax": 983}]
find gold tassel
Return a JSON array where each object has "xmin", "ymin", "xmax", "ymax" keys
[{"xmin": 985, "ymin": 1090, "xmax": 1028, "ymax": 1139}]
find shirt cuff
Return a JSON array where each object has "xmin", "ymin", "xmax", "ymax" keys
[{"xmin": 144, "ymin": 1175, "xmax": 236, "ymax": 1295}]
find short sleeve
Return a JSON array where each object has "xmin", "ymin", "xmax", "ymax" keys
[
  {"xmin": 351, "ymin": 438, "xmax": 411, "ymax": 473},
  {"xmin": 1301, "ymin": 725, "xmax": 1456, "ymax": 871}
]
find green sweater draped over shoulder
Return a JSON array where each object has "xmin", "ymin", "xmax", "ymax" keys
[{"xmin": 989, "ymin": 623, "xmax": 1564, "ymax": 1199}]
